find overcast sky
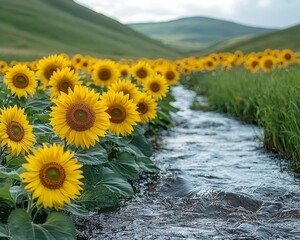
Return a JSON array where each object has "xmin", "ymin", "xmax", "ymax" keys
[{"xmin": 74, "ymin": 0, "xmax": 300, "ymax": 29}]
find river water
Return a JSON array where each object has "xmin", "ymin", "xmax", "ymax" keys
[{"xmin": 77, "ymin": 86, "xmax": 300, "ymax": 240}]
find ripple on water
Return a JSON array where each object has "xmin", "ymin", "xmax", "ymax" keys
[{"xmin": 75, "ymin": 86, "xmax": 300, "ymax": 240}]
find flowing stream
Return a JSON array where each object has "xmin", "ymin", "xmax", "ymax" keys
[{"xmin": 77, "ymin": 86, "xmax": 300, "ymax": 240}]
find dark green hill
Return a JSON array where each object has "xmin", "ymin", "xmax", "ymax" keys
[
  {"xmin": 129, "ymin": 17, "xmax": 274, "ymax": 53},
  {"xmin": 199, "ymin": 24, "xmax": 300, "ymax": 54},
  {"xmin": 0, "ymin": 0, "xmax": 183, "ymax": 61}
]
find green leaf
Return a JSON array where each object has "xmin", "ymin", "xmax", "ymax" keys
[
  {"xmin": 0, "ymin": 166, "xmax": 22, "ymax": 181},
  {"xmin": 26, "ymin": 95, "xmax": 51, "ymax": 114},
  {"xmin": 136, "ymin": 157, "xmax": 159, "ymax": 173},
  {"xmin": 130, "ymin": 134, "xmax": 153, "ymax": 157},
  {"xmin": 79, "ymin": 185, "xmax": 119, "ymax": 210},
  {"xmin": 8, "ymin": 209, "xmax": 76, "ymax": 240},
  {"xmin": 0, "ymin": 183, "xmax": 13, "ymax": 204},
  {"xmin": 106, "ymin": 152, "xmax": 139, "ymax": 180},
  {"xmin": 63, "ymin": 203, "xmax": 89, "ymax": 217},
  {"xmin": 97, "ymin": 167, "xmax": 134, "ymax": 197},
  {"xmin": 5, "ymin": 154, "xmax": 26, "ymax": 169},
  {"xmin": 83, "ymin": 166, "xmax": 133, "ymax": 198},
  {"xmin": 75, "ymin": 144, "xmax": 108, "ymax": 165},
  {"xmin": 33, "ymin": 124, "xmax": 55, "ymax": 143},
  {"xmin": 8, "ymin": 209, "xmax": 34, "ymax": 240},
  {"xmin": 0, "ymin": 223, "xmax": 9, "ymax": 238},
  {"xmin": 40, "ymin": 211, "xmax": 77, "ymax": 240},
  {"xmin": 9, "ymin": 186, "xmax": 27, "ymax": 204}
]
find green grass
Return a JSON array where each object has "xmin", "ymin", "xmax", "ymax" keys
[
  {"xmin": 129, "ymin": 17, "xmax": 274, "ymax": 53},
  {"xmin": 0, "ymin": 0, "xmax": 183, "ymax": 62},
  {"xmin": 182, "ymin": 65, "xmax": 300, "ymax": 172},
  {"xmin": 199, "ymin": 24, "xmax": 300, "ymax": 55}
]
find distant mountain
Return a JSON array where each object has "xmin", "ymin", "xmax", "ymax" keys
[
  {"xmin": 199, "ymin": 24, "xmax": 300, "ymax": 55},
  {"xmin": 0, "ymin": 0, "xmax": 183, "ymax": 62},
  {"xmin": 129, "ymin": 17, "xmax": 275, "ymax": 53}
]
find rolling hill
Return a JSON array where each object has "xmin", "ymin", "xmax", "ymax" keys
[
  {"xmin": 129, "ymin": 17, "xmax": 275, "ymax": 53},
  {"xmin": 0, "ymin": 0, "xmax": 183, "ymax": 62},
  {"xmin": 199, "ymin": 24, "xmax": 300, "ymax": 54}
]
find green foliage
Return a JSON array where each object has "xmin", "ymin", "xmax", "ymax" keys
[
  {"xmin": 0, "ymin": 0, "xmax": 183, "ymax": 61},
  {"xmin": 201, "ymin": 24, "xmax": 300, "ymax": 55},
  {"xmin": 6, "ymin": 209, "xmax": 77, "ymax": 240},
  {"xmin": 129, "ymin": 16, "xmax": 273, "ymax": 53},
  {"xmin": 184, "ymin": 65, "xmax": 300, "ymax": 172}
]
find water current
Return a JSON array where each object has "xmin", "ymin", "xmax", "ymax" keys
[{"xmin": 76, "ymin": 85, "xmax": 300, "ymax": 240}]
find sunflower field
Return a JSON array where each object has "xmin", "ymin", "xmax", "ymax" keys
[
  {"xmin": 181, "ymin": 49, "xmax": 300, "ymax": 172},
  {"xmin": 0, "ymin": 49, "xmax": 299, "ymax": 239},
  {"xmin": 0, "ymin": 55, "xmax": 180, "ymax": 239}
]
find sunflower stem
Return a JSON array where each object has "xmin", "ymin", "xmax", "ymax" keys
[
  {"xmin": 32, "ymin": 205, "xmax": 42, "ymax": 222},
  {"xmin": 27, "ymin": 194, "xmax": 33, "ymax": 214}
]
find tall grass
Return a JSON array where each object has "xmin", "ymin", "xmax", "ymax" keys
[{"xmin": 183, "ymin": 65, "xmax": 300, "ymax": 172}]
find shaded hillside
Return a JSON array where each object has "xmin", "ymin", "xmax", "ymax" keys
[
  {"xmin": 129, "ymin": 17, "xmax": 274, "ymax": 53},
  {"xmin": 0, "ymin": 0, "xmax": 183, "ymax": 61},
  {"xmin": 199, "ymin": 24, "xmax": 300, "ymax": 54}
]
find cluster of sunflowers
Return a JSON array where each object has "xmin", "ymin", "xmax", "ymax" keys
[
  {"xmin": 173, "ymin": 49, "xmax": 300, "ymax": 74},
  {"xmin": 0, "ymin": 54, "xmax": 182, "ymax": 238}
]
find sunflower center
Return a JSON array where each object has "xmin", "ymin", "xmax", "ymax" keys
[
  {"xmin": 107, "ymin": 105, "xmax": 126, "ymax": 123},
  {"xmin": 58, "ymin": 79, "xmax": 72, "ymax": 94},
  {"xmin": 166, "ymin": 70, "xmax": 175, "ymax": 80},
  {"xmin": 98, "ymin": 68, "xmax": 111, "ymax": 81},
  {"xmin": 45, "ymin": 65, "xmax": 58, "ymax": 80},
  {"xmin": 137, "ymin": 102, "xmax": 148, "ymax": 114},
  {"xmin": 13, "ymin": 74, "xmax": 29, "ymax": 89},
  {"xmin": 284, "ymin": 53, "xmax": 291, "ymax": 60},
  {"xmin": 207, "ymin": 62, "xmax": 213, "ymax": 67},
  {"xmin": 264, "ymin": 60, "xmax": 273, "ymax": 69},
  {"xmin": 137, "ymin": 69, "xmax": 147, "ymax": 79},
  {"xmin": 121, "ymin": 70, "xmax": 128, "ymax": 77},
  {"xmin": 40, "ymin": 162, "xmax": 65, "ymax": 189},
  {"xmin": 66, "ymin": 102, "xmax": 95, "ymax": 131},
  {"xmin": 251, "ymin": 61, "xmax": 258, "ymax": 68},
  {"xmin": 7, "ymin": 121, "xmax": 25, "ymax": 142},
  {"xmin": 150, "ymin": 82, "xmax": 160, "ymax": 92}
]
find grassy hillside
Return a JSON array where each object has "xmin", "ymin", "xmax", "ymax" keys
[
  {"xmin": 199, "ymin": 24, "xmax": 300, "ymax": 54},
  {"xmin": 129, "ymin": 17, "xmax": 274, "ymax": 53},
  {"xmin": 0, "ymin": 0, "xmax": 183, "ymax": 62}
]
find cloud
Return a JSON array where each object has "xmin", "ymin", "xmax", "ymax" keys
[{"xmin": 74, "ymin": 0, "xmax": 300, "ymax": 28}]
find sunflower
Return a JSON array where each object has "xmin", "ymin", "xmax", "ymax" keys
[
  {"xmin": 0, "ymin": 61, "xmax": 8, "ymax": 73},
  {"xmin": 48, "ymin": 67, "xmax": 83, "ymax": 99},
  {"xmin": 131, "ymin": 61, "xmax": 154, "ymax": 84},
  {"xmin": 101, "ymin": 90, "xmax": 140, "ymax": 136},
  {"xmin": 108, "ymin": 79, "xmax": 141, "ymax": 102},
  {"xmin": 245, "ymin": 57, "xmax": 260, "ymax": 73},
  {"xmin": 50, "ymin": 85, "xmax": 110, "ymax": 149},
  {"xmin": 21, "ymin": 143, "xmax": 83, "ymax": 210},
  {"xmin": 203, "ymin": 57, "xmax": 218, "ymax": 72},
  {"xmin": 80, "ymin": 56, "xmax": 93, "ymax": 73},
  {"xmin": 36, "ymin": 54, "xmax": 70, "ymax": 89},
  {"xmin": 143, "ymin": 73, "xmax": 169, "ymax": 101},
  {"xmin": 260, "ymin": 56, "xmax": 276, "ymax": 73},
  {"xmin": 0, "ymin": 105, "xmax": 35, "ymax": 156},
  {"xmin": 118, "ymin": 63, "xmax": 131, "ymax": 79},
  {"xmin": 135, "ymin": 92, "xmax": 157, "ymax": 123},
  {"xmin": 280, "ymin": 49, "xmax": 296, "ymax": 66},
  {"xmin": 92, "ymin": 59, "xmax": 120, "ymax": 88},
  {"xmin": 4, "ymin": 64, "xmax": 37, "ymax": 99}
]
